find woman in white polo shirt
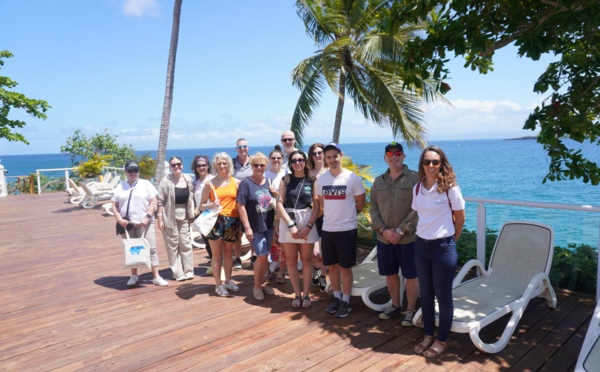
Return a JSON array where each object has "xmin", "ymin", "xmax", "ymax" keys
[{"xmin": 411, "ymin": 145, "xmax": 466, "ymax": 358}]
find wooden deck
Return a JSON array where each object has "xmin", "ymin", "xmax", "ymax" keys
[{"xmin": 0, "ymin": 192, "xmax": 595, "ymax": 371}]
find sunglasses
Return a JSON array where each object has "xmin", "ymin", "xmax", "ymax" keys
[
  {"xmin": 237, "ymin": 145, "xmax": 248, "ymax": 149},
  {"xmin": 281, "ymin": 138, "xmax": 294, "ymax": 143},
  {"xmin": 422, "ymin": 159, "xmax": 441, "ymax": 166},
  {"xmin": 312, "ymin": 151, "xmax": 323, "ymax": 156},
  {"xmin": 386, "ymin": 151, "xmax": 403, "ymax": 157},
  {"xmin": 252, "ymin": 163, "xmax": 266, "ymax": 168},
  {"xmin": 196, "ymin": 163, "xmax": 208, "ymax": 168},
  {"xmin": 170, "ymin": 163, "xmax": 182, "ymax": 168},
  {"xmin": 270, "ymin": 156, "xmax": 282, "ymax": 160},
  {"xmin": 290, "ymin": 158, "xmax": 305, "ymax": 164},
  {"xmin": 126, "ymin": 169, "xmax": 139, "ymax": 174}
]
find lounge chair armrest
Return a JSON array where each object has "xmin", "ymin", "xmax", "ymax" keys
[
  {"xmin": 453, "ymin": 259, "xmax": 488, "ymax": 288},
  {"xmin": 361, "ymin": 246, "xmax": 378, "ymax": 264}
]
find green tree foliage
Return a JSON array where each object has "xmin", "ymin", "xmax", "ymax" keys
[
  {"xmin": 392, "ymin": 0, "xmax": 600, "ymax": 184},
  {"xmin": 0, "ymin": 50, "xmax": 51, "ymax": 144},
  {"xmin": 291, "ymin": 0, "xmax": 446, "ymax": 147},
  {"xmin": 61, "ymin": 129, "xmax": 134, "ymax": 167},
  {"xmin": 129, "ymin": 152, "xmax": 157, "ymax": 181}
]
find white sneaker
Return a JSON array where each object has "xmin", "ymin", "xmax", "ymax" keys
[
  {"xmin": 175, "ymin": 275, "xmax": 186, "ymax": 282},
  {"xmin": 184, "ymin": 272, "xmax": 194, "ymax": 280},
  {"xmin": 152, "ymin": 276, "xmax": 169, "ymax": 287},
  {"xmin": 127, "ymin": 275, "xmax": 139, "ymax": 286},
  {"xmin": 216, "ymin": 284, "xmax": 230, "ymax": 297},
  {"xmin": 224, "ymin": 280, "xmax": 240, "ymax": 292}
]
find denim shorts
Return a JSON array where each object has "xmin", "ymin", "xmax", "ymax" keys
[{"xmin": 250, "ymin": 229, "xmax": 275, "ymax": 257}]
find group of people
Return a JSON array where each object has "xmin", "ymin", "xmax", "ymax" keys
[{"xmin": 112, "ymin": 133, "xmax": 466, "ymax": 359}]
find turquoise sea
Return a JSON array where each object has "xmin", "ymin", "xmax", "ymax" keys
[{"xmin": 2, "ymin": 139, "xmax": 599, "ymax": 248}]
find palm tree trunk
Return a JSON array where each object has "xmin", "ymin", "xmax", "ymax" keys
[
  {"xmin": 154, "ymin": 0, "xmax": 183, "ymax": 186},
  {"xmin": 332, "ymin": 71, "xmax": 346, "ymax": 143}
]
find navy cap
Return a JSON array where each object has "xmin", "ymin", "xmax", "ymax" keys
[
  {"xmin": 324, "ymin": 142, "xmax": 342, "ymax": 153},
  {"xmin": 384, "ymin": 142, "xmax": 404, "ymax": 153}
]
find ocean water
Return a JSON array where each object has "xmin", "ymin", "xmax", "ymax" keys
[{"xmin": 2, "ymin": 139, "xmax": 599, "ymax": 247}]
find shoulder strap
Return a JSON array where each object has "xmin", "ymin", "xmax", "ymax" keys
[
  {"xmin": 283, "ymin": 174, "xmax": 291, "ymax": 186},
  {"xmin": 415, "ymin": 182, "xmax": 421, "ymax": 196}
]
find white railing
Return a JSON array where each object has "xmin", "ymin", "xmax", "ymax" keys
[
  {"xmin": 466, "ymin": 196, "xmax": 600, "ymax": 300},
  {"xmin": 35, "ymin": 167, "xmax": 76, "ymax": 194}
]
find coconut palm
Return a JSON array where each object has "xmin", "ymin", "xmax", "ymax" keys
[
  {"xmin": 154, "ymin": 0, "xmax": 183, "ymax": 186},
  {"xmin": 292, "ymin": 0, "xmax": 444, "ymax": 147}
]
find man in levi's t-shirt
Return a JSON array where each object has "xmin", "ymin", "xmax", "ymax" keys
[{"xmin": 315, "ymin": 142, "xmax": 366, "ymax": 318}]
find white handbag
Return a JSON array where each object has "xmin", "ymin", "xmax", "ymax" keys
[
  {"xmin": 122, "ymin": 227, "xmax": 151, "ymax": 269},
  {"xmin": 196, "ymin": 182, "xmax": 223, "ymax": 236}
]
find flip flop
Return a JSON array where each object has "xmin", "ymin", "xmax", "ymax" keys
[{"xmin": 291, "ymin": 295, "xmax": 302, "ymax": 308}]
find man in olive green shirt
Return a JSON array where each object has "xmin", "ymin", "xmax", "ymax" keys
[{"xmin": 369, "ymin": 142, "xmax": 420, "ymax": 326}]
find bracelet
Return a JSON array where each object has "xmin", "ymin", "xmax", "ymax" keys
[{"xmin": 306, "ymin": 222, "xmax": 314, "ymax": 229}]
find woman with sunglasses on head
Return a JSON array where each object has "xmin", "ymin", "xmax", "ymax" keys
[
  {"xmin": 237, "ymin": 152, "xmax": 277, "ymax": 300},
  {"xmin": 112, "ymin": 161, "xmax": 168, "ymax": 287},
  {"xmin": 191, "ymin": 155, "xmax": 215, "ymax": 274},
  {"xmin": 277, "ymin": 150, "xmax": 320, "ymax": 308},
  {"xmin": 156, "ymin": 156, "xmax": 196, "ymax": 282},
  {"xmin": 307, "ymin": 143, "xmax": 328, "ymax": 291},
  {"xmin": 264, "ymin": 145, "xmax": 287, "ymax": 283},
  {"xmin": 200, "ymin": 152, "xmax": 241, "ymax": 297},
  {"xmin": 411, "ymin": 146, "xmax": 466, "ymax": 359}
]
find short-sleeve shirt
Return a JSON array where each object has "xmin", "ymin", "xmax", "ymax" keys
[
  {"xmin": 316, "ymin": 168, "xmax": 366, "ymax": 232},
  {"xmin": 283, "ymin": 176, "xmax": 314, "ymax": 210},
  {"xmin": 233, "ymin": 156, "xmax": 253, "ymax": 180},
  {"xmin": 112, "ymin": 179, "xmax": 158, "ymax": 223},
  {"xmin": 237, "ymin": 178, "xmax": 275, "ymax": 232},
  {"xmin": 411, "ymin": 182, "xmax": 465, "ymax": 240}
]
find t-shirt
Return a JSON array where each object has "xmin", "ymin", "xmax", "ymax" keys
[
  {"xmin": 316, "ymin": 168, "xmax": 366, "ymax": 232},
  {"xmin": 283, "ymin": 176, "xmax": 314, "ymax": 210},
  {"xmin": 111, "ymin": 179, "xmax": 158, "ymax": 223},
  {"xmin": 237, "ymin": 178, "xmax": 275, "ymax": 232},
  {"xmin": 411, "ymin": 182, "xmax": 465, "ymax": 240},
  {"xmin": 265, "ymin": 169, "xmax": 286, "ymax": 190},
  {"xmin": 193, "ymin": 174, "xmax": 214, "ymax": 205}
]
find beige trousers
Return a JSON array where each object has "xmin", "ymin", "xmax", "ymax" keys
[{"xmin": 162, "ymin": 215, "xmax": 194, "ymax": 279}]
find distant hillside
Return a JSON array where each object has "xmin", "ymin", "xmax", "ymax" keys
[{"xmin": 505, "ymin": 136, "xmax": 537, "ymax": 141}]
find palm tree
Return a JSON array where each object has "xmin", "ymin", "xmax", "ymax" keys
[
  {"xmin": 154, "ymin": 0, "xmax": 183, "ymax": 186},
  {"xmin": 291, "ymin": 0, "xmax": 444, "ymax": 147}
]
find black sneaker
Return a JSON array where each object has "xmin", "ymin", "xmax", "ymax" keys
[
  {"xmin": 319, "ymin": 276, "xmax": 327, "ymax": 292},
  {"xmin": 379, "ymin": 305, "xmax": 402, "ymax": 320},
  {"xmin": 335, "ymin": 300, "xmax": 352, "ymax": 318},
  {"xmin": 311, "ymin": 269, "xmax": 320, "ymax": 286},
  {"xmin": 325, "ymin": 297, "xmax": 341, "ymax": 314},
  {"xmin": 233, "ymin": 257, "xmax": 242, "ymax": 270}
]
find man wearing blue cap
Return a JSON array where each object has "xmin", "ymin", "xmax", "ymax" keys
[
  {"xmin": 370, "ymin": 142, "xmax": 420, "ymax": 326},
  {"xmin": 315, "ymin": 142, "xmax": 366, "ymax": 318}
]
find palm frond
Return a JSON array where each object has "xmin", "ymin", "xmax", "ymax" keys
[{"xmin": 291, "ymin": 55, "xmax": 327, "ymax": 147}]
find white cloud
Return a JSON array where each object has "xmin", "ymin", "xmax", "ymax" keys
[{"xmin": 121, "ymin": 0, "xmax": 160, "ymax": 18}]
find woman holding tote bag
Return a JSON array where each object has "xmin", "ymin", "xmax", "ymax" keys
[{"xmin": 112, "ymin": 161, "xmax": 168, "ymax": 287}]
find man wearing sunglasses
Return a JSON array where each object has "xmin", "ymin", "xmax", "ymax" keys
[
  {"xmin": 232, "ymin": 138, "xmax": 252, "ymax": 269},
  {"xmin": 280, "ymin": 130, "xmax": 299, "ymax": 167},
  {"xmin": 315, "ymin": 142, "xmax": 366, "ymax": 318},
  {"xmin": 369, "ymin": 142, "xmax": 420, "ymax": 326}
]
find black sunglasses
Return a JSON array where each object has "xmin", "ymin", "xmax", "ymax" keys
[{"xmin": 422, "ymin": 159, "xmax": 441, "ymax": 166}]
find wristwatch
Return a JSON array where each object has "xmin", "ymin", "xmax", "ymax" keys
[
  {"xmin": 145, "ymin": 213, "xmax": 153, "ymax": 219},
  {"xmin": 288, "ymin": 221, "xmax": 296, "ymax": 228}
]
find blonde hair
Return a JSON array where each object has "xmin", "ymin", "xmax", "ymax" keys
[
  {"xmin": 212, "ymin": 152, "xmax": 234, "ymax": 177},
  {"xmin": 249, "ymin": 152, "xmax": 269, "ymax": 166}
]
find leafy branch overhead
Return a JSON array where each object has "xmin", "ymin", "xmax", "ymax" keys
[
  {"xmin": 393, "ymin": 0, "xmax": 600, "ymax": 184},
  {"xmin": 0, "ymin": 50, "xmax": 51, "ymax": 144}
]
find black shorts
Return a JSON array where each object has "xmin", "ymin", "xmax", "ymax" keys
[
  {"xmin": 315, "ymin": 216, "xmax": 324, "ymax": 237},
  {"xmin": 321, "ymin": 229, "xmax": 358, "ymax": 269}
]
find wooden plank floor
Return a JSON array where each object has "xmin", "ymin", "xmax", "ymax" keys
[{"xmin": 0, "ymin": 192, "xmax": 595, "ymax": 371}]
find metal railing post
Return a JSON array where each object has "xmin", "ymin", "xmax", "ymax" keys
[
  {"xmin": 36, "ymin": 171, "xmax": 41, "ymax": 194},
  {"xmin": 476, "ymin": 202, "xmax": 487, "ymax": 265}
]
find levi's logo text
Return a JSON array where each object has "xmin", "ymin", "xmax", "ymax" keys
[{"xmin": 323, "ymin": 185, "xmax": 347, "ymax": 200}]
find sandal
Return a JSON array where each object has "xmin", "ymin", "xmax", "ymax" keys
[
  {"xmin": 291, "ymin": 295, "xmax": 302, "ymax": 308},
  {"xmin": 414, "ymin": 335, "xmax": 434, "ymax": 355},
  {"xmin": 423, "ymin": 340, "xmax": 447, "ymax": 358},
  {"xmin": 302, "ymin": 295, "xmax": 312, "ymax": 308}
]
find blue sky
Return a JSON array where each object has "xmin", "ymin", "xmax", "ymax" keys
[{"xmin": 1, "ymin": 0, "xmax": 556, "ymax": 155}]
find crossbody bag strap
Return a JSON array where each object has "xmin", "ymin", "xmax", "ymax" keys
[{"xmin": 124, "ymin": 180, "xmax": 138, "ymax": 218}]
